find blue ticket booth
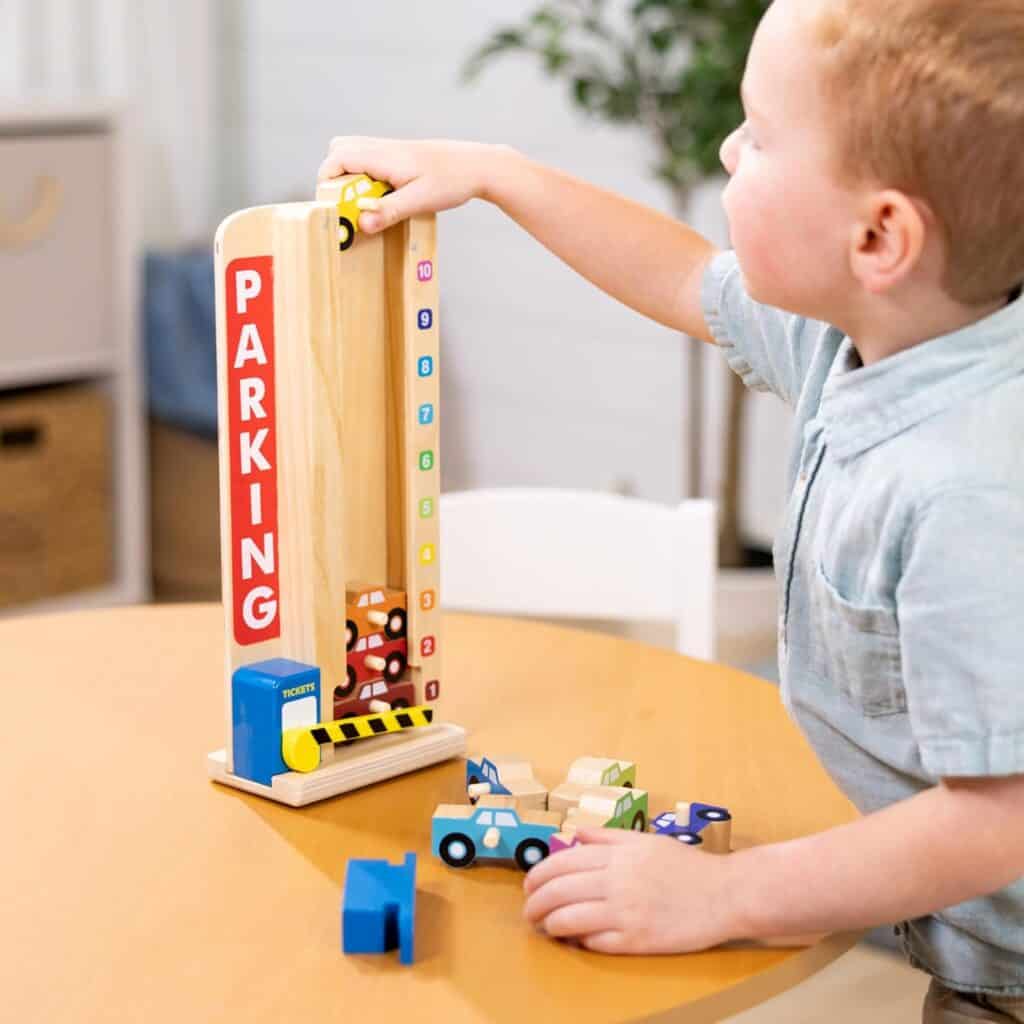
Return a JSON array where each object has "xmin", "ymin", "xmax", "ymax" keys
[{"xmin": 232, "ymin": 658, "xmax": 321, "ymax": 785}]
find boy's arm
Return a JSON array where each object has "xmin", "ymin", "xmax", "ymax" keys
[
  {"xmin": 522, "ymin": 774, "xmax": 1024, "ymax": 954},
  {"xmin": 484, "ymin": 148, "xmax": 717, "ymax": 342},
  {"xmin": 318, "ymin": 138, "xmax": 717, "ymax": 342},
  {"xmin": 731, "ymin": 774, "xmax": 1024, "ymax": 940}
]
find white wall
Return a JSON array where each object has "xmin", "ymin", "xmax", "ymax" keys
[{"xmin": 221, "ymin": 0, "xmax": 791, "ymax": 538}]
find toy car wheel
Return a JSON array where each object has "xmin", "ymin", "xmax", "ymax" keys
[
  {"xmin": 467, "ymin": 775, "xmax": 481, "ymax": 804},
  {"xmin": 515, "ymin": 838, "xmax": 549, "ymax": 871},
  {"xmin": 630, "ymin": 810, "xmax": 647, "ymax": 831},
  {"xmin": 345, "ymin": 619, "xmax": 358, "ymax": 651},
  {"xmin": 676, "ymin": 831, "xmax": 703, "ymax": 846},
  {"xmin": 391, "ymin": 698, "xmax": 409, "ymax": 709},
  {"xmin": 623, "ymin": 781, "xmax": 633, "ymax": 788},
  {"xmin": 338, "ymin": 216, "xmax": 354, "ymax": 251},
  {"xmin": 385, "ymin": 607, "xmax": 407, "ymax": 639},
  {"xmin": 383, "ymin": 650, "xmax": 407, "ymax": 682},
  {"xmin": 439, "ymin": 833, "xmax": 476, "ymax": 868},
  {"xmin": 335, "ymin": 665, "xmax": 357, "ymax": 701},
  {"xmin": 696, "ymin": 808, "xmax": 731, "ymax": 822}
]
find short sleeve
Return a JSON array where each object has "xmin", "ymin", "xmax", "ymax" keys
[
  {"xmin": 701, "ymin": 250, "xmax": 827, "ymax": 406},
  {"xmin": 896, "ymin": 487, "xmax": 1024, "ymax": 778}
]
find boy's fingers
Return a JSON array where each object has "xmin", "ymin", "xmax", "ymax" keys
[
  {"xmin": 358, "ymin": 178, "xmax": 433, "ymax": 235},
  {"xmin": 522, "ymin": 844, "xmax": 610, "ymax": 893},
  {"xmin": 574, "ymin": 827, "xmax": 650, "ymax": 845},
  {"xmin": 318, "ymin": 136, "xmax": 413, "ymax": 185},
  {"xmin": 580, "ymin": 929, "xmax": 628, "ymax": 954},
  {"xmin": 317, "ymin": 150, "xmax": 351, "ymax": 181},
  {"xmin": 522, "ymin": 868, "xmax": 606, "ymax": 925},
  {"xmin": 317, "ymin": 135, "xmax": 377, "ymax": 180},
  {"xmin": 539, "ymin": 901, "xmax": 613, "ymax": 940}
]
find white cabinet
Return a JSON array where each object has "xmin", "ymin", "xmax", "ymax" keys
[
  {"xmin": 0, "ymin": 103, "xmax": 148, "ymax": 613},
  {"xmin": 1, "ymin": 132, "xmax": 113, "ymax": 377}
]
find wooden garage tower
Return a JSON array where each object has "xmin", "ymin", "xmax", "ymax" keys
[{"xmin": 207, "ymin": 179, "xmax": 466, "ymax": 806}]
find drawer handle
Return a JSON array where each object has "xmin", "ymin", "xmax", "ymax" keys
[
  {"xmin": 0, "ymin": 176, "xmax": 63, "ymax": 248},
  {"xmin": 1, "ymin": 424, "xmax": 42, "ymax": 449}
]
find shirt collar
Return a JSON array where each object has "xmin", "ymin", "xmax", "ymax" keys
[{"xmin": 819, "ymin": 294, "xmax": 1024, "ymax": 460}]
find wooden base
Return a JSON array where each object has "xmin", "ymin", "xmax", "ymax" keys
[{"xmin": 207, "ymin": 721, "xmax": 467, "ymax": 807}]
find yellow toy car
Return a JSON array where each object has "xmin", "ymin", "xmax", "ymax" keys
[{"xmin": 335, "ymin": 174, "xmax": 394, "ymax": 251}]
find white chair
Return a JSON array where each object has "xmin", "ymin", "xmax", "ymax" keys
[{"xmin": 439, "ymin": 488, "xmax": 717, "ymax": 659}]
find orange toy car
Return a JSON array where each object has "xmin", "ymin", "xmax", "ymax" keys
[{"xmin": 346, "ymin": 584, "xmax": 407, "ymax": 649}]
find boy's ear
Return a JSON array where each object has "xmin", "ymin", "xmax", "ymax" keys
[{"xmin": 849, "ymin": 190, "xmax": 929, "ymax": 294}]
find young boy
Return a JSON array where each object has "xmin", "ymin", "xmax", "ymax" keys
[{"xmin": 318, "ymin": 0, "xmax": 1024, "ymax": 1017}]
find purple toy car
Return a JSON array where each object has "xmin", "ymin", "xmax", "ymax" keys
[{"xmin": 650, "ymin": 802, "xmax": 731, "ymax": 847}]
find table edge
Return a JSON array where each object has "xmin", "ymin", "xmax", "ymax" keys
[{"xmin": 636, "ymin": 930, "xmax": 865, "ymax": 1024}]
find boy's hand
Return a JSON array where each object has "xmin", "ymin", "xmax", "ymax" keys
[
  {"xmin": 320, "ymin": 136, "xmax": 716, "ymax": 340},
  {"xmin": 317, "ymin": 136, "xmax": 506, "ymax": 235},
  {"xmin": 522, "ymin": 827, "xmax": 743, "ymax": 954}
]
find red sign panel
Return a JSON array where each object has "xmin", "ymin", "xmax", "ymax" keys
[{"xmin": 226, "ymin": 256, "xmax": 280, "ymax": 645}]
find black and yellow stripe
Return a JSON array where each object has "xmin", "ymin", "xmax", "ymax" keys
[{"xmin": 282, "ymin": 705, "xmax": 434, "ymax": 772}]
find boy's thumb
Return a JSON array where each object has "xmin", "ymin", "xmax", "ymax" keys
[{"xmin": 358, "ymin": 178, "xmax": 431, "ymax": 234}]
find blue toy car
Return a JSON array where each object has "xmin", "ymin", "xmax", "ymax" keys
[
  {"xmin": 464, "ymin": 755, "xmax": 512, "ymax": 799},
  {"xmin": 650, "ymin": 802, "xmax": 732, "ymax": 846},
  {"xmin": 431, "ymin": 799, "xmax": 562, "ymax": 871}
]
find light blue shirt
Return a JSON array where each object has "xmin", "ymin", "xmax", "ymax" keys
[{"xmin": 702, "ymin": 250, "xmax": 1024, "ymax": 995}]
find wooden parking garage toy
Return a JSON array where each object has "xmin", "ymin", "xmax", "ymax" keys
[{"xmin": 206, "ymin": 177, "xmax": 466, "ymax": 806}]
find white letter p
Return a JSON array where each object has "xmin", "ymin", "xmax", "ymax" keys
[{"xmin": 235, "ymin": 269, "xmax": 262, "ymax": 314}]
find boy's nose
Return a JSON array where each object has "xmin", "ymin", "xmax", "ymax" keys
[{"xmin": 720, "ymin": 129, "xmax": 739, "ymax": 175}]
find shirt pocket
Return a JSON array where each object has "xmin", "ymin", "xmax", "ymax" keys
[{"xmin": 811, "ymin": 562, "xmax": 907, "ymax": 716}]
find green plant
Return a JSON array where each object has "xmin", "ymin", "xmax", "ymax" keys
[{"xmin": 463, "ymin": 0, "xmax": 769, "ymax": 190}]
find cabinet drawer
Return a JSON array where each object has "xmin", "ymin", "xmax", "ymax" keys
[
  {"xmin": 0, "ymin": 383, "xmax": 113, "ymax": 606},
  {"xmin": 0, "ymin": 134, "xmax": 113, "ymax": 379}
]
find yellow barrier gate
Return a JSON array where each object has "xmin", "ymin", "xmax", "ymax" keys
[{"xmin": 282, "ymin": 705, "xmax": 435, "ymax": 773}]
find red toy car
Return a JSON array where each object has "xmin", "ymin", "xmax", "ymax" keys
[
  {"xmin": 334, "ymin": 678, "xmax": 415, "ymax": 720},
  {"xmin": 336, "ymin": 631, "xmax": 408, "ymax": 701}
]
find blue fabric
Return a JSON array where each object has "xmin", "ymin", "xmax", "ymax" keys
[
  {"xmin": 144, "ymin": 249, "xmax": 218, "ymax": 437},
  {"xmin": 702, "ymin": 249, "xmax": 1024, "ymax": 996}
]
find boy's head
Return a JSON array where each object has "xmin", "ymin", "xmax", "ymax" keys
[{"xmin": 719, "ymin": 0, "xmax": 1024, "ymax": 331}]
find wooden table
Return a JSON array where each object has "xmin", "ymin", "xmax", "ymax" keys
[{"xmin": 0, "ymin": 605, "xmax": 861, "ymax": 1023}]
